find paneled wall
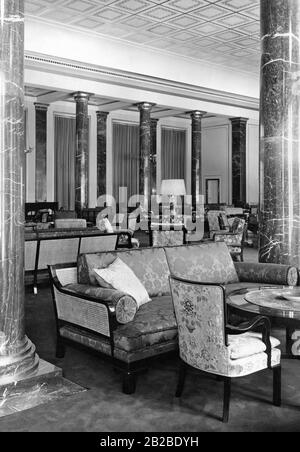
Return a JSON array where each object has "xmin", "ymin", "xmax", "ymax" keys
[
  {"xmin": 202, "ymin": 122, "xmax": 231, "ymax": 205},
  {"xmin": 25, "ymin": 97, "xmax": 260, "ymax": 208}
]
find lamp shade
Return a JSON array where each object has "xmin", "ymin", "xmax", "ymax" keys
[{"xmin": 160, "ymin": 179, "xmax": 186, "ymax": 196}]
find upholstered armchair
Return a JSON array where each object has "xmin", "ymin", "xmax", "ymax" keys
[
  {"xmin": 169, "ymin": 275, "xmax": 281, "ymax": 423},
  {"xmin": 213, "ymin": 218, "xmax": 246, "ymax": 261},
  {"xmin": 207, "ymin": 210, "xmax": 230, "ymax": 239}
]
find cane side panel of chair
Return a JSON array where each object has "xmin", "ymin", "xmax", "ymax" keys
[
  {"xmin": 38, "ymin": 238, "xmax": 79, "ymax": 269},
  {"xmin": 53, "ymin": 286, "xmax": 110, "ymax": 337},
  {"xmin": 55, "ymin": 267, "xmax": 78, "ymax": 286}
]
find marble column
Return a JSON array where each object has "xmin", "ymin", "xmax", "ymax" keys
[
  {"xmin": 35, "ymin": 103, "xmax": 49, "ymax": 202},
  {"xmin": 74, "ymin": 92, "xmax": 91, "ymax": 215},
  {"xmin": 230, "ymin": 117, "xmax": 248, "ymax": 208},
  {"xmin": 150, "ymin": 119, "xmax": 158, "ymax": 196},
  {"xmin": 0, "ymin": 0, "xmax": 39, "ymax": 384},
  {"xmin": 96, "ymin": 111, "xmax": 109, "ymax": 200},
  {"xmin": 190, "ymin": 111, "xmax": 206, "ymax": 210},
  {"xmin": 137, "ymin": 102, "xmax": 156, "ymax": 211},
  {"xmin": 259, "ymin": 0, "xmax": 300, "ymax": 266}
]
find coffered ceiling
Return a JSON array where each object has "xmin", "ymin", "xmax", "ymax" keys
[{"xmin": 25, "ymin": 0, "xmax": 260, "ymax": 74}]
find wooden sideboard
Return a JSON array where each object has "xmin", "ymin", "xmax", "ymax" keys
[{"xmin": 25, "ymin": 228, "xmax": 132, "ymax": 293}]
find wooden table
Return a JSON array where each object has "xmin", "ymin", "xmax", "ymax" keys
[{"xmin": 228, "ymin": 287, "xmax": 300, "ymax": 358}]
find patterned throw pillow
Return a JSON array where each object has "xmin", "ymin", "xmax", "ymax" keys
[{"xmin": 94, "ymin": 257, "xmax": 151, "ymax": 308}]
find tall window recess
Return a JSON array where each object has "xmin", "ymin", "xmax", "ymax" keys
[
  {"xmin": 161, "ymin": 127, "xmax": 186, "ymax": 181},
  {"xmin": 54, "ymin": 115, "xmax": 76, "ymax": 210},
  {"xmin": 113, "ymin": 122, "xmax": 139, "ymax": 202}
]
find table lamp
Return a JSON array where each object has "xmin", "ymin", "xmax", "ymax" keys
[{"xmin": 160, "ymin": 179, "xmax": 186, "ymax": 223}]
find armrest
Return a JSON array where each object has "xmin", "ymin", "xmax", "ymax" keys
[
  {"xmin": 214, "ymin": 232, "xmax": 242, "ymax": 245},
  {"xmin": 234, "ymin": 262, "xmax": 298, "ymax": 286},
  {"xmin": 226, "ymin": 316, "xmax": 272, "ymax": 368},
  {"xmin": 62, "ymin": 283, "xmax": 138, "ymax": 325}
]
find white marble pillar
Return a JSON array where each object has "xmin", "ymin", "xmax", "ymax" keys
[{"xmin": 0, "ymin": 0, "xmax": 39, "ymax": 385}]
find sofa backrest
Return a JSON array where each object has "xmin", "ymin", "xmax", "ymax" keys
[
  {"xmin": 78, "ymin": 242, "xmax": 240, "ymax": 298},
  {"xmin": 78, "ymin": 247, "xmax": 171, "ymax": 297},
  {"xmin": 165, "ymin": 242, "xmax": 239, "ymax": 284}
]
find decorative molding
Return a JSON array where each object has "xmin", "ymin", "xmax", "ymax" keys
[
  {"xmin": 34, "ymin": 102, "xmax": 49, "ymax": 111},
  {"xmin": 25, "ymin": 52, "xmax": 259, "ymax": 111}
]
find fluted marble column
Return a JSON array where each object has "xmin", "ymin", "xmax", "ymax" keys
[
  {"xmin": 0, "ymin": 0, "xmax": 39, "ymax": 384},
  {"xmin": 190, "ymin": 111, "xmax": 206, "ymax": 210},
  {"xmin": 137, "ymin": 102, "xmax": 155, "ymax": 210},
  {"xmin": 96, "ymin": 111, "xmax": 109, "ymax": 199},
  {"xmin": 230, "ymin": 117, "xmax": 248, "ymax": 208},
  {"xmin": 35, "ymin": 103, "xmax": 49, "ymax": 202},
  {"xmin": 150, "ymin": 119, "xmax": 158, "ymax": 196},
  {"xmin": 74, "ymin": 92, "xmax": 91, "ymax": 215},
  {"xmin": 259, "ymin": 0, "xmax": 300, "ymax": 265}
]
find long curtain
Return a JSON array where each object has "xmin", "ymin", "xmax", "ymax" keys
[
  {"xmin": 161, "ymin": 128, "xmax": 186, "ymax": 181},
  {"xmin": 55, "ymin": 116, "xmax": 76, "ymax": 210},
  {"xmin": 113, "ymin": 122, "xmax": 139, "ymax": 201}
]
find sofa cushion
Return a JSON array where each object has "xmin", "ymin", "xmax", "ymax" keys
[
  {"xmin": 94, "ymin": 257, "xmax": 151, "ymax": 308},
  {"xmin": 228, "ymin": 332, "xmax": 280, "ymax": 360},
  {"xmin": 165, "ymin": 242, "xmax": 239, "ymax": 284},
  {"xmin": 114, "ymin": 296, "xmax": 177, "ymax": 353},
  {"xmin": 234, "ymin": 262, "xmax": 299, "ymax": 287},
  {"xmin": 78, "ymin": 247, "xmax": 170, "ymax": 297},
  {"xmin": 64, "ymin": 283, "xmax": 138, "ymax": 325}
]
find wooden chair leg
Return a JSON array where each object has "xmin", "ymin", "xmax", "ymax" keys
[
  {"xmin": 56, "ymin": 338, "xmax": 66, "ymax": 359},
  {"xmin": 176, "ymin": 361, "xmax": 187, "ymax": 398},
  {"xmin": 273, "ymin": 366, "xmax": 281, "ymax": 407},
  {"xmin": 223, "ymin": 377, "xmax": 231, "ymax": 423},
  {"xmin": 122, "ymin": 371, "xmax": 136, "ymax": 395}
]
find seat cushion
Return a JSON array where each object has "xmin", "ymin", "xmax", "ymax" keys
[
  {"xmin": 227, "ymin": 349, "xmax": 281, "ymax": 378},
  {"xmin": 114, "ymin": 296, "xmax": 177, "ymax": 353},
  {"xmin": 228, "ymin": 332, "xmax": 280, "ymax": 360}
]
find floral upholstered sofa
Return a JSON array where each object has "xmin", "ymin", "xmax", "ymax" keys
[{"xmin": 49, "ymin": 242, "xmax": 298, "ymax": 394}]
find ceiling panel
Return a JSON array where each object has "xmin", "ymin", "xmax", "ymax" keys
[{"xmin": 25, "ymin": 0, "xmax": 261, "ymax": 73}]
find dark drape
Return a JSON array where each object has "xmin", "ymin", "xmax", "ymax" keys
[
  {"xmin": 161, "ymin": 128, "xmax": 186, "ymax": 181},
  {"xmin": 113, "ymin": 122, "xmax": 139, "ymax": 201},
  {"xmin": 55, "ymin": 116, "xmax": 76, "ymax": 210}
]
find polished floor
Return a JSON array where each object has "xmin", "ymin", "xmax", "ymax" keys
[{"xmin": 1, "ymin": 247, "xmax": 300, "ymax": 432}]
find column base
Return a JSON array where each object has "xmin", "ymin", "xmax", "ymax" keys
[
  {"xmin": 0, "ymin": 336, "xmax": 40, "ymax": 386},
  {"xmin": 0, "ymin": 359, "xmax": 62, "ymax": 393},
  {"xmin": 0, "ymin": 360, "xmax": 85, "ymax": 420}
]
